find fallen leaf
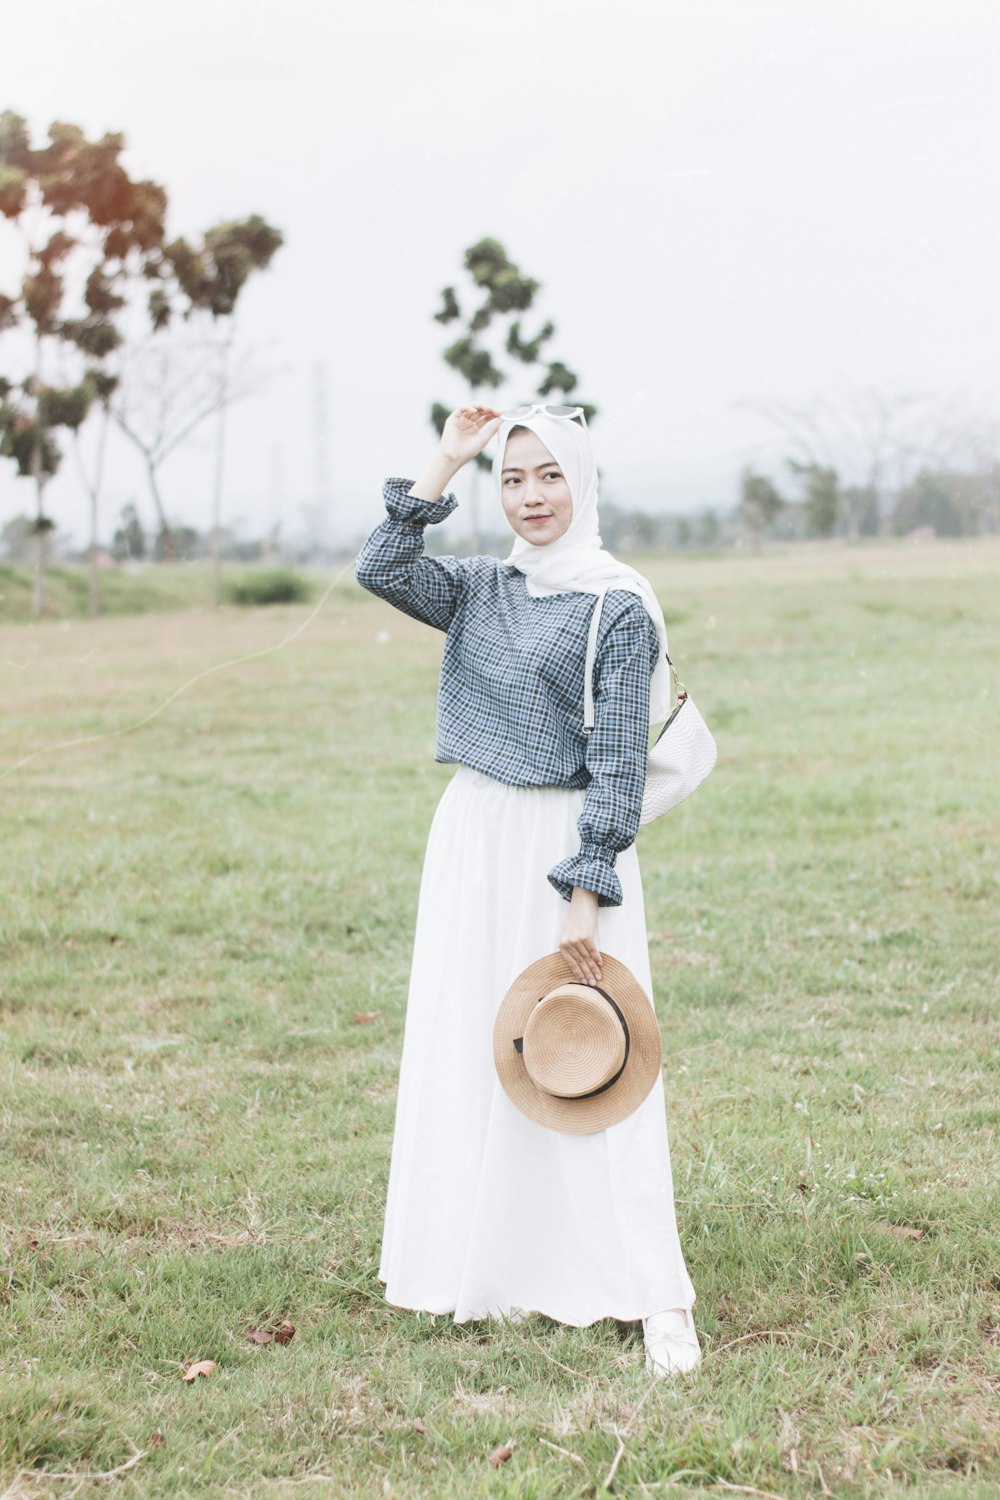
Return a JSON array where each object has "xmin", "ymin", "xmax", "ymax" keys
[
  {"xmin": 147, "ymin": 1431, "xmax": 166, "ymax": 1448},
  {"xmin": 181, "ymin": 1359, "xmax": 217, "ymax": 1381},
  {"xmin": 242, "ymin": 1318, "xmax": 296, "ymax": 1346},
  {"xmin": 884, "ymin": 1224, "xmax": 924, "ymax": 1239},
  {"xmin": 488, "ymin": 1442, "xmax": 514, "ymax": 1468},
  {"xmin": 412, "ymin": 1418, "xmax": 429, "ymax": 1435},
  {"xmin": 354, "ymin": 1010, "xmax": 384, "ymax": 1024}
]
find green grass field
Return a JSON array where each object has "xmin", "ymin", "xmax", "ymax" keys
[
  {"xmin": 0, "ymin": 560, "xmax": 327, "ymax": 624},
  {"xmin": 1, "ymin": 538, "xmax": 997, "ymax": 1498}
]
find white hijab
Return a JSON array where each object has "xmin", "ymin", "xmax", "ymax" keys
[{"xmin": 491, "ymin": 410, "xmax": 673, "ymax": 726}]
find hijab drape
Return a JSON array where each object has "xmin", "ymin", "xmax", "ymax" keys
[{"xmin": 492, "ymin": 411, "xmax": 673, "ymax": 725}]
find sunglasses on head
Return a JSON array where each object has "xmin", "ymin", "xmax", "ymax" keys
[{"xmin": 501, "ymin": 403, "xmax": 587, "ymax": 427}]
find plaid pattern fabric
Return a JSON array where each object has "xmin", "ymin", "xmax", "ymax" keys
[{"xmin": 354, "ymin": 478, "xmax": 660, "ymax": 908}]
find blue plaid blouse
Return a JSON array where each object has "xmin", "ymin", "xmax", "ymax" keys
[{"xmin": 354, "ymin": 478, "xmax": 660, "ymax": 908}]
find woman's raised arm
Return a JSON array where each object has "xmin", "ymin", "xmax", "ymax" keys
[
  {"xmin": 409, "ymin": 405, "xmax": 504, "ymax": 497},
  {"xmin": 354, "ymin": 406, "xmax": 504, "ymax": 632}
]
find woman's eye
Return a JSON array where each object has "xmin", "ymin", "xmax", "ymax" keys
[{"xmin": 546, "ymin": 471, "xmax": 561, "ymax": 480}]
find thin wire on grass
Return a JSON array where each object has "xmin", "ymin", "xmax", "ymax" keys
[
  {"xmin": 320, "ymin": 1268, "xmax": 389, "ymax": 1306},
  {"xmin": 1, "ymin": 560, "xmax": 356, "ymax": 782},
  {"xmin": 9, "ymin": 1440, "xmax": 148, "ymax": 1484},
  {"xmin": 523, "ymin": 1328, "xmax": 588, "ymax": 1379},
  {"xmin": 673, "ymin": 1199, "xmax": 780, "ymax": 1208},
  {"xmin": 711, "ymin": 1329, "xmax": 846, "ymax": 1356},
  {"xmin": 604, "ymin": 1427, "xmax": 628, "ymax": 1488},
  {"xmin": 638, "ymin": 1475, "xmax": 792, "ymax": 1499},
  {"xmin": 258, "ymin": 1476, "xmax": 339, "ymax": 1488},
  {"xmin": 603, "ymin": 1373, "xmax": 661, "ymax": 1489},
  {"xmin": 538, "ymin": 1436, "xmax": 585, "ymax": 1467}
]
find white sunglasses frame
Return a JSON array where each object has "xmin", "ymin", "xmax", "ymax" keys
[{"xmin": 500, "ymin": 402, "xmax": 588, "ymax": 428}]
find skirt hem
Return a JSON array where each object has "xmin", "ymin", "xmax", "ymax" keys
[{"xmin": 379, "ymin": 1278, "xmax": 696, "ymax": 1330}]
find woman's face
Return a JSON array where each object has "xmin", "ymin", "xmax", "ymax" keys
[{"xmin": 500, "ymin": 428, "xmax": 573, "ymax": 546}]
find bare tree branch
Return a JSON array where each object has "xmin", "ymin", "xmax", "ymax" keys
[
  {"xmin": 731, "ymin": 378, "xmax": 998, "ymax": 537},
  {"xmin": 109, "ymin": 322, "xmax": 282, "ymax": 554}
]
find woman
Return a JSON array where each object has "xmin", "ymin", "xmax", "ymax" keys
[{"xmin": 354, "ymin": 403, "xmax": 701, "ymax": 1377}]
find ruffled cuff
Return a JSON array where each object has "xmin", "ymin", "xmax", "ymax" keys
[
  {"xmin": 547, "ymin": 843, "xmax": 624, "ymax": 908},
  {"xmin": 384, "ymin": 477, "xmax": 459, "ymax": 525}
]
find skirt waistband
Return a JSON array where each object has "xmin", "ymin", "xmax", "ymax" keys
[{"xmin": 451, "ymin": 763, "xmax": 581, "ymax": 796}]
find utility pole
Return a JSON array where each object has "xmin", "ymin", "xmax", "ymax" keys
[
  {"xmin": 314, "ymin": 362, "xmax": 332, "ymax": 556},
  {"xmin": 266, "ymin": 443, "xmax": 284, "ymax": 562}
]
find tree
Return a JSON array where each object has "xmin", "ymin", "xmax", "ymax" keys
[
  {"xmin": 0, "ymin": 111, "xmax": 166, "ymax": 613},
  {"xmin": 112, "ymin": 326, "xmax": 225, "ymax": 557},
  {"xmin": 0, "ymin": 513, "xmax": 35, "ymax": 561},
  {"xmin": 786, "ymin": 459, "xmax": 840, "ymax": 538},
  {"xmin": 629, "ymin": 512, "xmax": 659, "ymax": 549},
  {"xmin": 958, "ymin": 462, "xmax": 1000, "ymax": 535},
  {"xmin": 111, "ymin": 500, "xmax": 146, "ymax": 560},
  {"xmin": 66, "ymin": 368, "xmax": 119, "ymax": 613},
  {"xmin": 892, "ymin": 468, "xmax": 964, "ymax": 537},
  {"xmin": 112, "ymin": 319, "xmax": 280, "ymax": 570},
  {"xmin": 839, "ymin": 483, "xmax": 879, "ymax": 537},
  {"xmin": 145, "ymin": 215, "xmax": 283, "ymax": 598},
  {"xmin": 737, "ymin": 466, "xmax": 785, "ymax": 541},
  {"xmin": 697, "ymin": 508, "xmax": 721, "ymax": 548},
  {"xmin": 431, "ymin": 237, "xmax": 597, "ymax": 552},
  {"xmin": 152, "ymin": 521, "xmax": 201, "ymax": 561},
  {"xmin": 732, "ymin": 378, "xmax": 998, "ymax": 541}
]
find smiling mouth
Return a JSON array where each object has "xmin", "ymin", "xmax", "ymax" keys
[{"xmin": 525, "ymin": 515, "xmax": 551, "ymax": 522}]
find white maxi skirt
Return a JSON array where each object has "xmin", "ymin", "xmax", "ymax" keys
[{"xmin": 378, "ymin": 763, "xmax": 698, "ymax": 1327}]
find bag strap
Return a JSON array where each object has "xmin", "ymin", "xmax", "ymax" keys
[
  {"xmin": 582, "ymin": 586, "xmax": 686, "ymax": 738},
  {"xmin": 581, "ymin": 587, "xmax": 609, "ymax": 736}
]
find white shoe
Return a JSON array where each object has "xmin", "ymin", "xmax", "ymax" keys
[{"xmin": 642, "ymin": 1307, "xmax": 702, "ymax": 1377}]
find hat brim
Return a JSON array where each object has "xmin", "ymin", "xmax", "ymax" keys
[{"xmin": 492, "ymin": 950, "xmax": 662, "ymax": 1134}]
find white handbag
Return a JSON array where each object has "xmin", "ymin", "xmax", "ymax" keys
[{"xmin": 582, "ymin": 588, "xmax": 717, "ymax": 829}]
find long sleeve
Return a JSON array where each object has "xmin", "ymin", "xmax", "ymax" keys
[
  {"xmin": 354, "ymin": 477, "xmax": 468, "ymax": 632},
  {"xmin": 547, "ymin": 597, "xmax": 659, "ymax": 907}
]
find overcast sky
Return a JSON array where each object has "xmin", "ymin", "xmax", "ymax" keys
[{"xmin": 2, "ymin": 0, "xmax": 998, "ymax": 552}]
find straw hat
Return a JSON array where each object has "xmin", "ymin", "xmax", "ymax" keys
[{"xmin": 492, "ymin": 950, "xmax": 663, "ymax": 1134}]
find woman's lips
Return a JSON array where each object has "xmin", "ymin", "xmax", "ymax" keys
[{"xmin": 525, "ymin": 515, "xmax": 551, "ymax": 523}]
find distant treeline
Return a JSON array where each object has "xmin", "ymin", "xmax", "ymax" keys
[
  {"xmin": 425, "ymin": 456, "xmax": 1000, "ymax": 556},
  {"xmin": 2, "ymin": 452, "xmax": 996, "ymax": 573},
  {"xmin": 0, "ymin": 505, "xmax": 309, "ymax": 567}
]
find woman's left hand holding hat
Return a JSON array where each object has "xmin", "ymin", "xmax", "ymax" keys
[{"xmin": 560, "ymin": 889, "xmax": 603, "ymax": 985}]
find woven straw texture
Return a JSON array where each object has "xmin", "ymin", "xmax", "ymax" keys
[{"xmin": 493, "ymin": 950, "xmax": 662, "ymax": 1134}]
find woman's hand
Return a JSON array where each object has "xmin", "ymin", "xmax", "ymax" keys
[
  {"xmin": 407, "ymin": 404, "xmax": 505, "ymax": 501},
  {"xmin": 439, "ymin": 404, "xmax": 504, "ymax": 467},
  {"xmin": 559, "ymin": 888, "xmax": 604, "ymax": 986}
]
